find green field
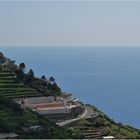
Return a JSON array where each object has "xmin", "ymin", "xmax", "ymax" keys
[{"xmin": 0, "ymin": 69, "xmax": 39, "ymax": 98}]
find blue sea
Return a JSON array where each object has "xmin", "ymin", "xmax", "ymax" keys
[{"xmin": 1, "ymin": 47, "xmax": 140, "ymax": 128}]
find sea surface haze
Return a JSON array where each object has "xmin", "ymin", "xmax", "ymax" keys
[{"xmin": 1, "ymin": 47, "xmax": 140, "ymax": 128}]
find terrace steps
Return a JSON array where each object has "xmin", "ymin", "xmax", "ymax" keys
[{"xmin": 0, "ymin": 68, "xmax": 39, "ymax": 98}]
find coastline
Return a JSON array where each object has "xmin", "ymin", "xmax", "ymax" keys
[
  {"xmin": 0, "ymin": 51, "xmax": 140, "ymax": 139},
  {"xmin": 1, "ymin": 47, "xmax": 140, "ymax": 128}
]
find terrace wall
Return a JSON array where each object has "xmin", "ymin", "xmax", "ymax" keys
[
  {"xmin": 24, "ymin": 96, "xmax": 55, "ymax": 104},
  {"xmin": 39, "ymin": 106, "xmax": 84, "ymax": 122}
]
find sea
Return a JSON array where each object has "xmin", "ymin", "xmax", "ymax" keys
[{"xmin": 1, "ymin": 47, "xmax": 140, "ymax": 128}]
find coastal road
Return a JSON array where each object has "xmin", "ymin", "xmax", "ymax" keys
[
  {"xmin": 83, "ymin": 105, "xmax": 99, "ymax": 118},
  {"xmin": 56, "ymin": 105, "xmax": 99, "ymax": 127}
]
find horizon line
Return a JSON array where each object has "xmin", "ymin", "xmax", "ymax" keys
[{"xmin": 1, "ymin": 46, "xmax": 140, "ymax": 48}]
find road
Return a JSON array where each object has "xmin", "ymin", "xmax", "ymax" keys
[{"xmin": 56, "ymin": 105, "xmax": 99, "ymax": 127}]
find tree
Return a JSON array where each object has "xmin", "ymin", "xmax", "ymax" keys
[
  {"xmin": 15, "ymin": 63, "xmax": 26, "ymax": 81},
  {"xmin": 49, "ymin": 76, "xmax": 55, "ymax": 84},
  {"xmin": 25, "ymin": 69, "xmax": 34, "ymax": 83},
  {"xmin": 19, "ymin": 63, "xmax": 26, "ymax": 72},
  {"xmin": 0, "ymin": 95, "xmax": 23, "ymax": 113},
  {"xmin": 41, "ymin": 75, "xmax": 46, "ymax": 80},
  {"xmin": 27, "ymin": 69, "xmax": 34, "ymax": 79},
  {"xmin": 41, "ymin": 75, "xmax": 49, "ymax": 86},
  {"xmin": 15, "ymin": 69, "xmax": 24, "ymax": 81}
]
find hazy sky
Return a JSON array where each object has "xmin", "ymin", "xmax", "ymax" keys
[{"xmin": 1, "ymin": 1, "xmax": 140, "ymax": 47}]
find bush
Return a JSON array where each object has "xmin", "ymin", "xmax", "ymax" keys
[{"xmin": 0, "ymin": 95, "xmax": 23, "ymax": 113}]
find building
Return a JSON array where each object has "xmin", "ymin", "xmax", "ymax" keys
[
  {"xmin": 60, "ymin": 93, "xmax": 80, "ymax": 106},
  {"xmin": 17, "ymin": 93, "xmax": 82, "ymax": 122}
]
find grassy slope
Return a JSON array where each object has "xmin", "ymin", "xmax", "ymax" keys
[
  {"xmin": 0, "ymin": 68, "xmax": 74, "ymax": 138},
  {"xmin": 70, "ymin": 105, "xmax": 140, "ymax": 139},
  {"xmin": 0, "ymin": 67, "xmax": 77, "ymax": 139},
  {"xmin": 0, "ymin": 68, "xmax": 39, "ymax": 98}
]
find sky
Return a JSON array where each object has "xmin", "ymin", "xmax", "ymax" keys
[{"xmin": 0, "ymin": 1, "xmax": 140, "ymax": 47}]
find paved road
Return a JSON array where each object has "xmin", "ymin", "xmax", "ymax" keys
[
  {"xmin": 84, "ymin": 105, "xmax": 99, "ymax": 118},
  {"xmin": 56, "ymin": 105, "xmax": 99, "ymax": 127}
]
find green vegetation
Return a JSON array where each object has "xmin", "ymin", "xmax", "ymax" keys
[
  {"xmin": 0, "ymin": 50, "xmax": 62, "ymax": 98},
  {"xmin": 0, "ymin": 52, "xmax": 140, "ymax": 139},
  {"xmin": 70, "ymin": 105, "xmax": 140, "ymax": 139},
  {"xmin": 29, "ymin": 77, "xmax": 62, "ymax": 96},
  {"xmin": 15, "ymin": 62, "xmax": 62, "ymax": 97},
  {"xmin": 0, "ymin": 95, "xmax": 73, "ymax": 139},
  {"xmin": 0, "ymin": 63, "xmax": 61, "ymax": 98},
  {"xmin": 0, "ymin": 53, "xmax": 73, "ymax": 138},
  {"xmin": 0, "ymin": 68, "xmax": 39, "ymax": 98}
]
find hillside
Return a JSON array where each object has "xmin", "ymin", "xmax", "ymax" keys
[
  {"xmin": 0, "ymin": 68, "xmax": 40, "ymax": 98},
  {"xmin": 69, "ymin": 105, "xmax": 140, "ymax": 139},
  {"xmin": 0, "ymin": 53, "xmax": 74, "ymax": 138},
  {"xmin": 0, "ymin": 51, "xmax": 61, "ymax": 98},
  {"xmin": 0, "ymin": 51, "xmax": 140, "ymax": 139},
  {"xmin": 0, "ymin": 95, "xmax": 74, "ymax": 139}
]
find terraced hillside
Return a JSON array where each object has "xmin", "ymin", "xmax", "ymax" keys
[
  {"xmin": 0, "ymin": 95, "xmax": 74, "ymax": 139},
  {"xmin": 0, "ymin": 68, "xmax": 39, "ymax": 98},
  {"xmin": 70, "ymin": 105, "xmax": 140, "ymax": 139}
]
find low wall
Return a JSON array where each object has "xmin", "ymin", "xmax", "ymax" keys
[
  {"xmin": 42, "ymin": 106, "xmax": 84, "ymax": 122},
  {"xmin": 27, "ymin": 102, "xmax": 64, "ymax": 108},
  {"xmin": 24, "ymin": 96, "xmax": 55, "ymax": 104}
]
